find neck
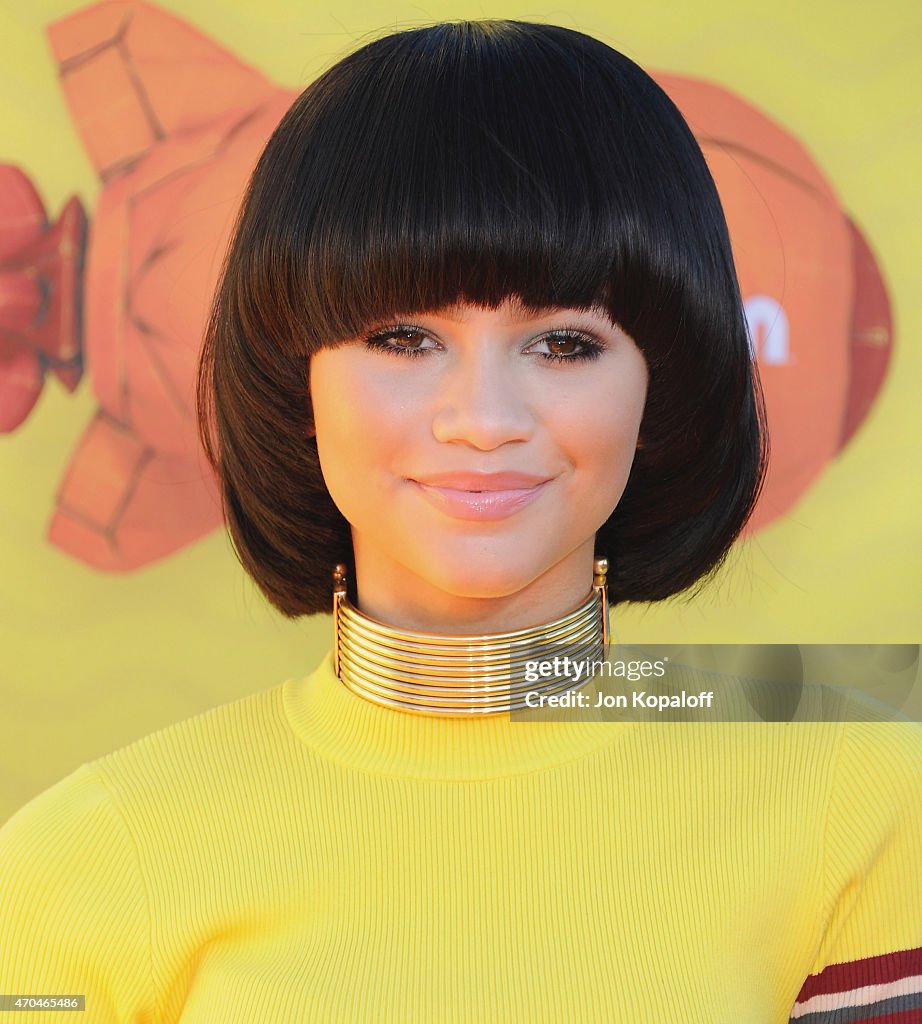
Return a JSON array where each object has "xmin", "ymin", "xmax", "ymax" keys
[{"xmin": 348, "ymin": 534, "xmax": 597, "ymax": 634}]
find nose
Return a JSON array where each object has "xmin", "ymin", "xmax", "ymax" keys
[{"xmin": 430, "ymin": 347, "xmax": 534, "ymax": 450}]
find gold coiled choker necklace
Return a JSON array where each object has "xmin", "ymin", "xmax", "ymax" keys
[{"xmin": 332, "ymin": 558, "xmax": 611, "ymax": 717}]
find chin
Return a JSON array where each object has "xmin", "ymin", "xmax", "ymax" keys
[{"xmin": 421, "ymin": 560, "xmax": 536, "ymax": 601}]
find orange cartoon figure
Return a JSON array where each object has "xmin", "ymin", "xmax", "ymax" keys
[{"xmin": 1, "ymin": 0, "xmax": 297, "ymax": 569}]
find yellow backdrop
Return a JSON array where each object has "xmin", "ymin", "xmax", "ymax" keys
[{"xmin": 2, "ymin": 0, "xmax": 920, "ymax": 822}]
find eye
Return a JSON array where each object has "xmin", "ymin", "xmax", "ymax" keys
[
  {"xmin": 361, "ymin": 323, "xmax": 607, "ymax": 362},
  {"xmin": 362, "ymin": 325, "xmax": 438, "ymax": 358},
  {"xmin": 528, "ymin": 330, "xmax": 605, "ymax": 363}
]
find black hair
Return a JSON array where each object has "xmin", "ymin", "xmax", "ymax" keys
[{"xmin": 197, "ymin": 19, "xmax": 768, "ymax": 616}]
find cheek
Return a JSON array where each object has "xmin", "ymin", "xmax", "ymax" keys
[
  {"xmin": 310, "ymin": 354, "xmax": 412, "ymax": 516},
  {"xmin": 313, "ymin": 354, "xmax": 414, "ymax": 445},
  {"xmin": 310, "ymin": 356, "xmax": 374, "ymax": 515},
  {"xmin": 563, "ymin": 374, "xmax": 646, "ymax": 499}
]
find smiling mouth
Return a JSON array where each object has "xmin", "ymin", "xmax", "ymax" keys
[{"xmin": 409, "ymin": 480, "xmax": 550, "ymax": 521}]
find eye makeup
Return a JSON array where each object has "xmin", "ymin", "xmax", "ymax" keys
[{"xmin": 361, "ymin": 323, "xmax": 607, "ymax": 363}]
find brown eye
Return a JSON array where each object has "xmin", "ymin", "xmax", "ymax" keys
[
  {"xmin": 363, "ymin": 326, "xmax": 438, "ymax": 358},
  {"xmin": 546, "ymin": 336, "xmax": 581, "ymax": 356},
  {"xmin": 390, "ymin": 328, "xmax": 426, "ymax": 350},
  {"xmin": 531, "ymin": 330, "xmax": 604, "ymax": 364}
]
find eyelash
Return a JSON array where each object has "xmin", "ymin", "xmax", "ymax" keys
[{"xmin": 361, "ymin": 325, "xmax": 606, "ymax": 363}]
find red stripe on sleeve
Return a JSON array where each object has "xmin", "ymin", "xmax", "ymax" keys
[{"xmin": 795, "ymin": 946, "xmax": 922, "ymax": 1002}]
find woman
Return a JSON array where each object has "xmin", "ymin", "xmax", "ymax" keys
[{"xmin": 1, "ymin": 20, "xmax": 920, "ymax": 1023}]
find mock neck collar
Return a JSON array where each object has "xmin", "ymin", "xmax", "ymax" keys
[{"xmin": 283, "ymin": 649, "xmax": 634, "ymax": 781}]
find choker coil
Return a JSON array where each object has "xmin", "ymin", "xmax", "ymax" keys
[{"xmin": 331, "ymin": 558, "xmax": 611, "ymax": 717}]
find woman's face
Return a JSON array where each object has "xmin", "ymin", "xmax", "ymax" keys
[{"xmin": 309, "ymin": 298, "xmax": 648, "ymax": 630}]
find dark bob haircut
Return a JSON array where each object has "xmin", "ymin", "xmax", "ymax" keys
[{"xmin": 196, "ymin": 19, "xmax": 768, "ymax": 618}]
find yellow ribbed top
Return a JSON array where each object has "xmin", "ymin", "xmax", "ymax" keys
[{"xmin": 1, "ymin": 650, "xmax": 921, "ymax": 1022}]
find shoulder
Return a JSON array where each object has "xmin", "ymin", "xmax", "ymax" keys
[
  {"xmin": 0, "ymin": 762, "xmax": 156, "ymax": 1011},
  {"xmin": 826, "ymin": 712, "xmax": 922, "ymax": 843},
  {"xmin": 88, "ymin": 678, "xmax": 296, "ymax": 806},
  {"xmin": 652, "ymin": 684, "xmax": 922, "ymax": 825},
  {"xmin": 2, "ymin": 678, "xmax": 299, "ymax": 861},
  {"xmin": 0, "ymin": 762, "xmax": 141, "ymax": 912},
  {"xmin": 0, "ymin": 760, "xmax": 126, "ymax": 856}
]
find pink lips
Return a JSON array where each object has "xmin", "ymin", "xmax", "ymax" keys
[{"xmin": 409, "ymin": 471, "xmax": 553, "ymax": 521}]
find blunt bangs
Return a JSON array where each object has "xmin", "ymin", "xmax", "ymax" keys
[
  {"xmin": 198, "ymin": 19, "xmax": 768, "ymax": 617},
  {"xmin": 234, "ymin": 21, "xmax": 737, "ymax": 354}
]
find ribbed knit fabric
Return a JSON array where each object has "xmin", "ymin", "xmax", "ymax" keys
[{"xmin": 1, "ymin": 649, "xmax": 921, "ymax": 1023}]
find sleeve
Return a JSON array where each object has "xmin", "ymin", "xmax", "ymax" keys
[
  {"xmin": 789, "ymin": 719, "xmax": 922, "ymax": 1023},
  {"xmin": 0, "ymin": 763, "xmax": 157, "ymax": 1022}
]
